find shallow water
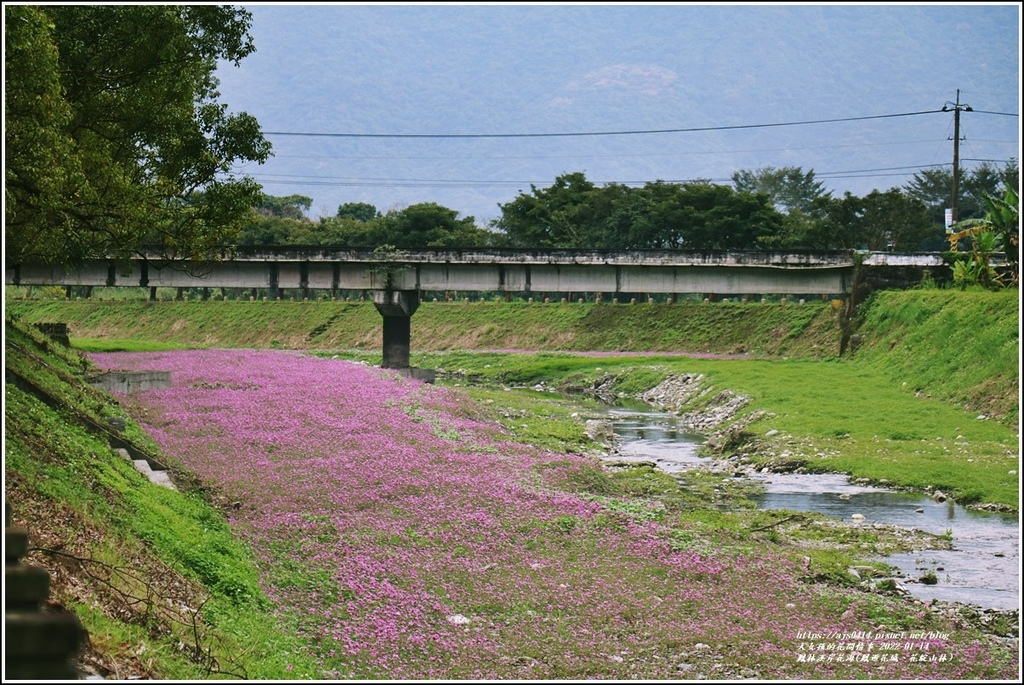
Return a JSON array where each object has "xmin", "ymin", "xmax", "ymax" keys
[{"xmin": 595, "ymin": 405, "xmax": 1021, "ymax": 612}]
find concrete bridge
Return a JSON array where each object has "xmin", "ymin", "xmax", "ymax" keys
[{"xmin": 6, "ymin": 248, "xmax": 947, "ymax": 368}]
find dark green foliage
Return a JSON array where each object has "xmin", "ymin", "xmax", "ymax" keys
[
  {"xmin": 493, "ymin": 172, "xmax": 785, "ymax": 250},
  {"xmin": 806, "ymin": 189, "xmax": 937, "ymax": 251},
  {"xmin": 731, "ymin": 166, "xmax": 832, "ymax": 215},
  {"xmin": 257, "ymin": 194, "xmax": 313, "ymax": 220},
  {"xmin": 4, "ymin": 4, "xmax": 271, "ymax": 266},
  {"xmin": 336, "ymin": 202, "xmax": 380, "ymax": 223},
  {"xmin": 240, "ymin": 200, "xmax": 491, "ymax": 248},
  {"xmin": 3, "ymin": 5, "xmax": 86, "ymax": 264},
  {"xmin": 904, "ymin": 161, "xmax": 1019, "ymax": 234},
  {"xmin": 373, "ymin": 202, "xmax": 492, "ymax": 248}
]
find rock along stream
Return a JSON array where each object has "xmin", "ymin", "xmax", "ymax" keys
[{"xmin": 593, "ymin": 403, "xmax": 1020, "ymax": 613}]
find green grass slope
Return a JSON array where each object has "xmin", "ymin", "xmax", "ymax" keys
[
  {"xmin": 3, "ymin": 319, "xmax": 320, "ymax": 679},
  {"xmin": 5, "ymin": 296, "xmax": 841, "ymax": 356},
  {"xmin": 6, "ymin": 288, "xmax": 1016, "ymax": 425},
  {"xmin": 851, "ymin": 289, "xmax": 1019, "ymax": 426}
]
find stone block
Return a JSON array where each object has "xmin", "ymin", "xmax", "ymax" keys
[
  {"xmin": 5, "ymin": 610, "xmax": 84, "ymax": 656},
  {"xmin": 5, "ymin": 564, "xmax": 51, "ymax": 608}
]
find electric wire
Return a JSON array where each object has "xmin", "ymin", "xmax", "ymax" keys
[
  {"xmin": 237, "ymin": 106, "xmax": 1017, "ymax": 196},
  {"xmin": 261, "ymin": 109, "xmax": 946, "ymax": 139},
  {"xmin": 256, "ymin": 138, "xmax": 987, "ymax": 163},
  {"xmin": 241, "ymin": 162, "xmax": 970, "ymax": 190},
  {"xmin": 969, "ymin": 110, "xmax": 1019, "ymax": 117}
]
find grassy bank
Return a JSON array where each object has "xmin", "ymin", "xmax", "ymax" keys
[
  {"xmin": 5, "ymin": 294, "xmax": 842, "ymax": 357},
  {"xmin": 4, "ymin": 321, "xmax": 323, "ymax": 678},
  {"xmin": 851, "ymin": 289, "xmax": 1020, "ymax": 424},
  {"xmin": 6, "ymin": 289, "xmax": 1016, "ymax": 427},
  {"xmin": 394, "ymin": 351, "xmax": 1019, "ymax": 509}
]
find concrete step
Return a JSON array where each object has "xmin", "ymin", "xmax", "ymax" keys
[{"xmin": 115, "ymin": 448, "xmax": 176, "ymax": 490}]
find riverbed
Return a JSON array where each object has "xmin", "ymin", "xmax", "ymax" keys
[{"xmin": 595, "ymin": 404, "xmax": 1020, "ymax": 612}]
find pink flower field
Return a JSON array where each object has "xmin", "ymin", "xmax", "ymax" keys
[{"xmin": 90, "ymin": 349, "xmax": 1018, "ymax": 680}]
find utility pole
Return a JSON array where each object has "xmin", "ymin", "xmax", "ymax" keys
[{"xmin": 942, "ymin": 89, "xmax": 972, "ymax": 226}]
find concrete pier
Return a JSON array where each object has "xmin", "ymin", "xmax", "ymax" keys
[{"xmin": 373, "ymin": 290, "xmax": 420, "ymax": 369}]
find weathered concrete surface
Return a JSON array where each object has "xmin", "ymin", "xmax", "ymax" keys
[
  {"xmin": 114, "ymin": 448, "xmax": 176, "ymax": 490},
  {"xmin": 8, "ymin": 248, "xmax": 969, "ymax": 297},
  {"xmin": 87, "ymin": 371, "xmax": 172, "ymax": 393},
  {"xmin": 8, "ymin": 249, "xmax": 861, "ymax": 295},
  {"xmin": 374, "ymin": 290, "xmax": 420, "ymax": 369}
]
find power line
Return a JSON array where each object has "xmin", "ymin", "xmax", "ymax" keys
[
  {"xmin": 970, "ymin": 109, "xmax": 1019, "ymax": 117},
  {"xmin": 241, "ymin": 162, "xmax": 964, "ymax": 190},
  {"xmin": 252, "ymin": 138, "xmax": 988, "ymax": 163},
  {"xmin": 813, "ymin": 163, "xmax": 951, "ymax": 177},
  {"xmin": 962, "ymin": 157, "xmax": 1018, "ymax": 163},
  {"xmin": 261, "ymin": 109, "xmax": 945, "ymax": 140}
]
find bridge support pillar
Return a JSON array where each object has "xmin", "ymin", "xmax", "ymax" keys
[{"xmin": 373, "ymin": 290, "xmax": 420, "ymax": 369}]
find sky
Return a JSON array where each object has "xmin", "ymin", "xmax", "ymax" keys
[{"xmin": 214, "ymin": 2, "xmax": 1022, "ymax": 225}]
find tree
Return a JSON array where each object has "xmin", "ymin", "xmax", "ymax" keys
[
  {"xmin": 4, "ymin": 6, "xmax": 88, "ymax": 265},
  {"xmin": 731, "ymin": 166, "xmax": 831, "ymax": 215},
  {"xmin": 256, "ymin": 194, "xmax": 313, "ymax": 220},
  {"xmin": 810, "ymin": 189, "xmax": 936, "ymax": 251},
  {"xmin": 617, "ymin": 181, "xmax": 685, "ymax": 249},
  {"xmin": 947, "ymin": 186, "xmax": 1019, "ymax": 288},
  {"xmin": 235, "ymin": 216, "xmax": 307, "ymax": 247},
  {"xmin": 4, "ymin": 5, "xmax": 271, "ymax": 266},
  {"xmin": 858, "ymin": 189, "xmax": 937, "ymax": 251},
  {"xmin": 492, "ymin": 172, "xmax": 784, "ymax": 250},
  {"xmin": 336, "ymin": 202, "xmax": 380, "ymax": 223},
  {"xmin": 374, "ymin": 203, "xmax": 490, "ymax": 248},
  {"xmin": 659, "ymin": 182, "xmax": 783, "ymax": 250},
  {"xmin": 983, "ymin": 186, "xmax": 1020, "ymax": 284},
  {"xmin": 492, "ymin": 172, "xmax": 600, "ymax": 247},
  {"xmin": 295, "ymin": 216, "xmax": 377, "ymax": 246},
  {"xmin": 904, "ymin": 161, "xmax": 1018, "ymax": 230}
]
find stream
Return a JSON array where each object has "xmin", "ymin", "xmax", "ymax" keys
[{"xmin": 595, "ymin": 404, "xmax": 1020, "ymax": 612}]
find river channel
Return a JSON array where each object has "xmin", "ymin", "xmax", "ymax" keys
[{"xmin": 594, "ymin": 404, "xmax": 1020, "ymax": 612}]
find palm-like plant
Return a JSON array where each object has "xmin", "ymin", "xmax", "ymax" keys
[{"xmin": 947, "ymin": 187, "xmax": 1019, "ymax": 288}]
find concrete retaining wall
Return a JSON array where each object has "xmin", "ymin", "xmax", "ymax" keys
[{"xmin": 87, "ymin": 371, "xmax": 172, "ymax": 393}]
